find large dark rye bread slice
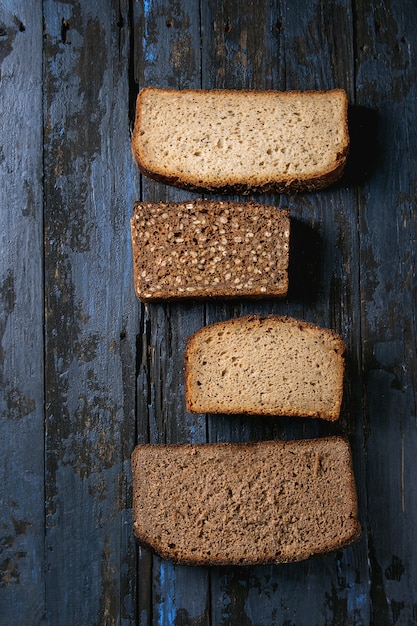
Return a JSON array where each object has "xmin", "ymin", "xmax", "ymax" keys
[
  {"xmin": 131, "ymin": 437, "xmax": 361, "ymax": 566},
  {"xmin": 132, "ymin": 87, "xmax": 349, "ymax": 194}
]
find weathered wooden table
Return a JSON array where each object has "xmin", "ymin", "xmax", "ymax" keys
[{"xmin": 1, "ymin": 1, "xmax": 416, "ymax": 624}]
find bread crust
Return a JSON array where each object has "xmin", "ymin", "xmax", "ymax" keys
[
  {"xmin": 132, "ymin": 87, "xmax": 349, "ymax": 194},
  {"xmin": 184, "ymin": 315, "xmax": 345, "ymax": 421},
  {"xmin": 131, "ymin": 437, "xmax": 361, "ymax": 566}
]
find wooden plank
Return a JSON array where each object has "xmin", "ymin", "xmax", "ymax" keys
[
  {"xmin": 42, "ymin": 1, "xmax": 139, "ymax": 623},
  {"xmin": 133, "ymin": 1, "xmax": 210, "ymax": 624},
  {"xmin": 200, "ymin": 1, "xmax": 371, "ymax": 624},
  {"xmin": 0, "ymin": 3, "xmax": 45, "ymax": 624},
  {"xmin": 355, "ymin": 0, "xmax": 417, "ymax": 622},
  {"xmin": 131, "ymin": 2, "xmax": 376, "ymax": 623},
  {"xmin": 132, "ymin": 0, "xmax": 375, "ymax": 623},
  {"xmin": 2, "ymin": 0, "xmax": 417, "ymax": 622}
]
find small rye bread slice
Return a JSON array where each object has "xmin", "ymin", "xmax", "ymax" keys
[
  {"xmin": 130, "ymin": 200, "xmax": 290, "ymax": 301},
  {"xmin": 132, "ymin": 87, "xmax": 349, "ymax": 194},
  {"xmin": 131, "ymin": 437, "xmax": 361, "ymax": 566},
  {"xmin": 185, "ymin": 315, "xmax": 345, "ymax": 421}
]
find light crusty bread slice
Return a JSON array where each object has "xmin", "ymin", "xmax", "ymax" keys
[
  {"xmin": 132, "ymin": 87, "xmax": 349, "ymax": 194},
  {"xmin": 131, "ymin": 437, "xmax": 361, "ymax": 566},
  {"xmin": 130, "ymin": 200, "xmax": 290, "ymax": 301},
  {"xmin": 185, "ymin": 315, "xmax": 345, "ymax": 421}
]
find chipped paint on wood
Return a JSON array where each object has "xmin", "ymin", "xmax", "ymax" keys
[
  {"xmin": 0, "ymin": 1, "xmax": 45, "ymax": 623},
  {"xmin": 2, "ymin": 0, "xmax": 417, "ymax": 623}
]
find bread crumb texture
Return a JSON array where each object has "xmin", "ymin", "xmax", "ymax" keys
[
  {"xmin": 185, "ymin": 315, "xmax": 345, "ymax": 420},
  {"xmin": 132, "ymin": 88, "xmax": 349, "ymax": 193},
  {"xmin": 131, "ymin": 438, "xmax": 361, "ymax": 566},
  {"xmin": 130, "ymin": 200, "xmax": 290, "ymax": 301}
]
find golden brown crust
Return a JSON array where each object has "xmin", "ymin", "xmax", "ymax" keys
[
  {"xmin": 132, "ymin": 87, "xmax": 349, "ymax": 194},
  {"xmin": 184, "ymin": 315, "xmax": 345, "ymax": 421}
]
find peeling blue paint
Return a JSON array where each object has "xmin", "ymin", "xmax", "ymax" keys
[
  {"xmin": 157, "ymin": 562, "xmax": 177, "ymax": 626},
  {"xmin": 142, "ymin": 0, "xmax": 156, "ymax": 63},
  {"xmin": 143, "ymin": 0, "xmax": 152, "ymax": 16},
  {"xmin": 143, "ymin": 40, "xmax": 156, "ymax": 63}
]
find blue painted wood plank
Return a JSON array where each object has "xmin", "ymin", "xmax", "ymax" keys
[
  {"xmin": 1, "ymin": 0, "xmax": 417, "ymax": 622},
  {"xmin": 134, "ymin": 1, "xmax": 211, "ymax": 623},
  {"xmin": 200, "ymin": 1, "xmax": 371, "ymax": 624},
  {"xmin": 42, "ymin": 1, "xmax": 140, "ymax": 623},
  {"xmin": 355, "ymin": 0, "xmax": 417, "ymax": 622},
  {"xmin": 0, "ymin": 3, "xmax": 45, "ymax": 624}
]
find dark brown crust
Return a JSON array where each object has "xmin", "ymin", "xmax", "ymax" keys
[
  {"xmin": 132, "ymin": 87, "xmax": 349, "ymax": 195},
  {"xmin": 133, "ymin": 158, "xmax": 347, "ymax": 195},
  {"xmin": 131, "ymin": 438, "xmax": 362, "ymax": 566},
  {"xmin": 184, "ymin": 314, "xmax": 345, "ymax": 421},
  {"xmin": 131, "ymin": 281, "xmax": 289, "ymax": 302},
  {"xmin": 132, "ymin": 526, "xmax": 362, "ymax": 567}
]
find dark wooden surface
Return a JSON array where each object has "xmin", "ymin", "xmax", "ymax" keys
[{"xmin": 1, "ymin": 0, "xmax": 416, "ymax": 624}]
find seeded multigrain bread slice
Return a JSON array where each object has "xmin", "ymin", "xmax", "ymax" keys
[
  {"xmin": 131, "ymin": 437, "xmax": 361, "ymax": 566},
  {"xmin": 132, "ymin": 87, "xmax": 349, "ymax": 194},
  {"xmin": 130, "ymin": 200, "xmax": 290, "ymax": 301},
  {"xmin": 185, "ymin": 315, "xmax": 345, "ymax": 421}
]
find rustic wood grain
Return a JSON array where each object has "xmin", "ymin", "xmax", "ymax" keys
[
  {"xmin": 0, "ymin": 2, "xmax": 45, "ymax": 623},
  {"xmin": 199, "ymin": 2, "xmax": 370, "ymax": 624},
  {"xmin": 135, "ymin": 1, "xmax": 210, "ymax": 623},
  {"xmin": 42, "ymin": 1, "xmax": 139, "ymax": 624},
  {"xmin": 1, "ymin": 0, "xmax": 417, "ymax": 623},
  {"xmin": 355, "ymin": 1, "xmax": 417, "ymax": 624}
]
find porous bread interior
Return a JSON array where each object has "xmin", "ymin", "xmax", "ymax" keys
[
  {"xmin": 130, "ymin": 200, "xmax": 290, "ymax": 300},
  {"xmin": 132, "ymin": 438, "xmax": 360, "ymax": 566},
  {"xmin": 185, "ymin": 315, "xmax": 345, "ymax": 420},
  {"xmin": 134, "ymin": 89, "xmax": 348, "ymax": 188}
]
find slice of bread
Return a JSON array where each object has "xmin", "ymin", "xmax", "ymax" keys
[
  {"xmin": 130, "ymin": 200, "xmax": 290, "ymax": 301},
  {"xmin": 132, "ymin": 87, "xmax": 349, "ymax": 194},
  {"xmin": 131, "ymin": 437, "xmax": 361, "ymax": 566},
  {"xmin": 185, "ymin": 315, "xmax": 345, "ymax": 421}
]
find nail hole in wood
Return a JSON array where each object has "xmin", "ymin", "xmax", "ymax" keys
[
  {"xmin": 276, "ymin": 19, "xmax": 284, "ymax": 33},
  {"xmin": 61, "ymin": 18, "xmax": 70, "ymax": 44}
]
